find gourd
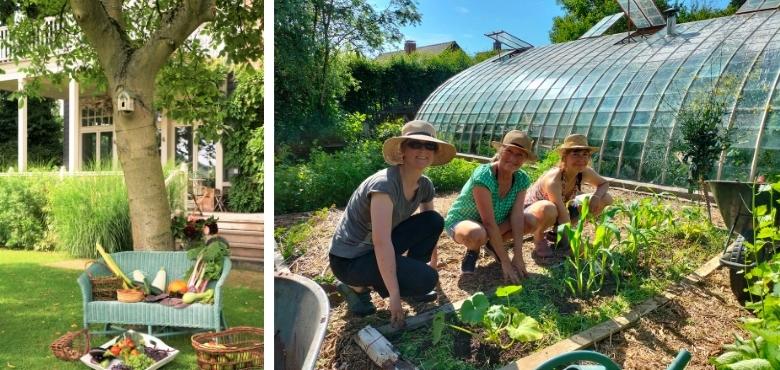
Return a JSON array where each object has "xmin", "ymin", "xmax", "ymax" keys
[
  {"xmin": 151, "ymin": 267, "xmax": 167, "ymax": 292},
  {"xmin": 167, "ymin": 279, "xmax": 188, "ymax": 295}
]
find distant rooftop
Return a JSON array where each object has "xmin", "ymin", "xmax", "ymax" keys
[{"xmin": 375, "ymin": 41, "xmax": 461, "ymax": 60}]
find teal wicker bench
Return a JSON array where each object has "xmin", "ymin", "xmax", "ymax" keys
[{"xmin": 77, "ymin": 251, "xmax": 231, "ymax": 337}]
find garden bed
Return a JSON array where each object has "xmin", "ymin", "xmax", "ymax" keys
[{"xmin": 276, "ymin": 187, "xmax": 728, "ymax": 369}]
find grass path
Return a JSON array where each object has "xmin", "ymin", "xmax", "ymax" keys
[{"xmin": 0, "ymin": 249, "xmax": 263, "ymax": 369}]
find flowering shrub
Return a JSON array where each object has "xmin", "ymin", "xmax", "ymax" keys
[{"xmin": 171, "ymin": 213, "xmax": 218, "ymax": 249}]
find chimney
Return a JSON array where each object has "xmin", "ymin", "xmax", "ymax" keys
[
  {"xmin": 493, "ymin": 40, "xmax": 501, "ymax": 52},
  {"xmin": 404, "ymin": 40, "xmax": 416, "ymax": 54},
  {"xmin": 664, "ymin": 7, "xmax": 679, "ymax": 36}
]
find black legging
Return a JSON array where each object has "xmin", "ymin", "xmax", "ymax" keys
[{"xmin": 329, "ymin": 211, "xmax": 442, "ymax": 298}]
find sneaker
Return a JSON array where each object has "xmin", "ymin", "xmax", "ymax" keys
[
  {"xmin": 404, "ymin": 290, "xmax": 438, "ymax": 303},
  {"xmin": 461, "ymin": 250, "xmax": 479, "ymax": 274},
  {"xmin": 336, "ymin": 281, "xmax": 376, "ymax": 316}
]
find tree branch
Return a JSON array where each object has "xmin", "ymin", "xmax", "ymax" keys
[
  {"xmin": 69, "ymin": 0, "xmax": 130, "ymax": 80},
  {"xmin": 101, "ymin": 0, "xmax": 125, "ymax": 30},
  {"xmin": 131, "ymin": 0, "xmax": 216, "ymax": 80}
]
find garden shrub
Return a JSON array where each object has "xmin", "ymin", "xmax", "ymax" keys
[
  {"xmin": 48, "ymin": 175, "xmax": 133, "ymax": 258},
  {"xmin": 425, "ymin": 158, "xmax": 478, "ymax": 193},
  {"xmin": 275, "ymin": 141, "xmax": 385, "ymax": 213},
  {"xmin": 0, "ymin": 175, "xmax": 53, "ymax": 250}
]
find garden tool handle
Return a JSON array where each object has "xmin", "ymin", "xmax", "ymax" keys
[{"xmin": 666, "ymin": 349, "xmax": 691, "ymax": 370}]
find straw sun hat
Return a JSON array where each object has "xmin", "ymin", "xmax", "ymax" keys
[
  {"xmin": 382, "ymin": 120, "xmax": 456, "ymax": 166},
  {"xmin": 556, "ymin": 134, "xmax": 600, "ymax": 154},
  {"xmin": 491, "ymin": 130, "xmax": 538, "ymax": 162}
]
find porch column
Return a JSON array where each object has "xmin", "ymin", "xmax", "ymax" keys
[
  {"xmin": 215, "ymin": 141, "xmax": 224, "ymax": 191},
  {"xmin": 17, "ymin": 78, "xmax": 27, "ymax": 172},
  {"xmin": 68, "ymin": 78, "xmax": 79, "ymax": 172}
]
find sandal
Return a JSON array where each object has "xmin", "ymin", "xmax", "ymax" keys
[{"xmin": 533, "ymin": 239, "xmax": 554, "ymax": 258}]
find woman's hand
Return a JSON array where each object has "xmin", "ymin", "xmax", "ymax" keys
[
  {"xmin": 389, "ymin": 295, "xmax": 406, "ymax": 329},
  {"xmin": 511, "ymin": 254, "xmax": 528, "ymax": 278},
  {"xmin": 501, "ymin": 260, "xmax": 520, "ymax": 284}
]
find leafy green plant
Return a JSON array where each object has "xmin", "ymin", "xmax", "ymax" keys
[
  {"xmin": 432, "ymin": 285, "xmax": 543, "ymax": 349},
  {"xmin": 712, "ymin": 180, "xmax": 780, "ymax": 369},
  {"xmin": 425, "ymin": 158, "xmax": 479, "ymax": 193},
  {"xmin": 0, "ymin": 175, "xmax": 53, "ymax": 250},
  {"xmin": 559, "ymin": 197, "xmax": 621, "ymax": 297},
  {"xmin": 275, "ymin": 141, "xmax": 385, "ymax": 213}
]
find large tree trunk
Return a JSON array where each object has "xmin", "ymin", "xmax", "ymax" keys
[
  {"xmin": 70, "ymin": 0, "xmax": 216, "ymax": 250},
  {"xmin": 112, "ymin": 82, "xmax": 173, "ymax": 250}
]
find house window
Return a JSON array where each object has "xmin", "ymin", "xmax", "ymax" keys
[{"xmin": 80, "ymin": 97, "xmax": 116, "ymax": 170}]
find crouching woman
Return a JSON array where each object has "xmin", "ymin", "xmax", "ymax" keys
[
  {"xmin": 524, "ymin": 134, "xmax": 613, "ymax": 257},
  {"xmin": 328, "ymin": 120, "xmax": 456, "ymax": 328},
  {"xmin": 445, "ymin": 130, "xmax": 537, "ymax": 283}
]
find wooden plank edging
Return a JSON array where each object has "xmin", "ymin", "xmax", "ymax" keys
[{"xmin": 500, "ymin": 255, "xmax": 722, "ymax": 370}]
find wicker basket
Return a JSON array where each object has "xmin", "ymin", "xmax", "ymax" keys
[
  {"xmin": 86, "ymin": 261, "xmax": 123, "ymax": 301},
  {"xmin": 191, "ymin": 327, "xmax": 263, "ymax": 370},
  {"xmin": 50, "ymin": 329, "xmax": 90, "ymax": 361},
  {"xmin": 117, "ymin": 288, "xmax": 145, "ymax": 303}
]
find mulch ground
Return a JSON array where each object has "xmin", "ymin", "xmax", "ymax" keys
[
  {"xmin": 275, "ymin": 187, "xmax": 730, "ymax": 369},
  {"xmin": 591, "ymin": 267, "xmax": 749, "ymax": 370}
]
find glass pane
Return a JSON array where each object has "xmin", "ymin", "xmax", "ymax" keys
[
  {"xmin": 100, "ymin": 132, "xmax": 113, "ymax": 169},
  {"xmin": 82, "ymin": 133, "xmax": 96, "ymax": 169}
]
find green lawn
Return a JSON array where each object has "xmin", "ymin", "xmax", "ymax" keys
[{"xmin": 0, "ymin": 249, "xmax": 263, "ymax": 369}]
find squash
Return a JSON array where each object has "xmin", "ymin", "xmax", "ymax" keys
[{"xmin": 167, "ymin": 279, "xmax": 188, "ymax": 295}]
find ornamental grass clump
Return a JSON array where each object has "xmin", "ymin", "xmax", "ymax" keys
[{"xmin": 48, "ymin": 175, "xmax": 132, "ymax": 257}]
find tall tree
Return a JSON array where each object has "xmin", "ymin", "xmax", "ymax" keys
[
  {"xmin": 275, "ymin": 0, "xmax": 420, "ymax": 151},
  {"xmin": 2, "ymin": 1, "xmax": 262, "ymax": 250}
]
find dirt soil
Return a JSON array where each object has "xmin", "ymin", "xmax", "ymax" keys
[
  {"xmin": 591, "ymin": 267, "xmax": 749, "ymax": 370},
  {"xmin": 275, "ymin": 187, "xmax": 727, "ymax": 369}
]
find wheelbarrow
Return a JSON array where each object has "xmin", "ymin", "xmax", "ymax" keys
[
  {"xmin": 534, "ymin": 349, "xmax": 691, "ymax": 370},
  {"xmin": 707, "ymin": 180, "xmax": 780, "ymax": 303},
  {"xmin": 274, "ymin": 271, "xmax": 330, "ymax": 370}
]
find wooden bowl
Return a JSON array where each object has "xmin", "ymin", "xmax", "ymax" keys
[{"xmin": 116, "ymin": 289, "xmax": 144, "ymax": 303}]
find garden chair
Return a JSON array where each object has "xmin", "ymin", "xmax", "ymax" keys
[{"xmin": 534, "ymin": 349, "xmax": 690, "ymax": 370}]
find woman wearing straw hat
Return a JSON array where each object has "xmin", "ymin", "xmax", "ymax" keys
[
  {"xmin": 445, "ymin": 130, "xmax": 537, "ymax": 283},
  {"xmin": 524, "ymin": 134, "xmax": 613, "ymax": 257},
  {"xmin": 329, "ymin": 120, "xmax": 456, "ymax": 328}
]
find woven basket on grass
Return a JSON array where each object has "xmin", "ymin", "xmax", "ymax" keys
[
  {"xmin": 85, "ymin": 261, "xmax": 123, "ymax": 301},
  {"xmin": 191, "ymin": 327, "xmax": 263, "ymax": 370},
  {"xmin": 50, "ymin": 329, "xmax": 90, "ymax": 361}
]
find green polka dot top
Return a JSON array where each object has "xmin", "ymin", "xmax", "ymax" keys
[{"xmin": 444, "ymin": 163, "xmax": 531, "ymax": 230}]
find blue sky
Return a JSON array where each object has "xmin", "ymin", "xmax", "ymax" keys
[{"xmin": 373, "ymin": 0, "xmax": 733, "ymax": 55}]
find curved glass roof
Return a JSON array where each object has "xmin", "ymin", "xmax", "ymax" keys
[{"xmin": 417, "ymin": 9, "xmax": 780, "ymax": 186}]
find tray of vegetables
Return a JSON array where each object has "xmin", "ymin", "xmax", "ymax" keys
[{"xmin": 80, "ymin": 330, "xmax": 178, "ymax": 370}]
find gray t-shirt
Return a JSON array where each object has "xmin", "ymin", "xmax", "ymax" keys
[{"xmin": 329, "ymin": 165, "xmax": 435, "ymax": 258}]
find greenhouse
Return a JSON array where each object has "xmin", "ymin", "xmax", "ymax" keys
[{"xmin": 417, "ymin": 4, "xmax": 780, "ymax": 186}]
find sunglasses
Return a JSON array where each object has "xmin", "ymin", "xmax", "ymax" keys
[{"xmin": 405, "ymin": 140, "xmax": 438, "ymax": 151}]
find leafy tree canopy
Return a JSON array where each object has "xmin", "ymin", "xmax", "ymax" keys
[
  {"xmin": 275, "ymin": 0, "xmax": 420, "ymax": 151},
  {"xmin": 2, "ymin": 0, "xmax": 261, "ymax": 141}
]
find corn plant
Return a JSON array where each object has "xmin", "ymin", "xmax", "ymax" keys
[
  {"xmin": 559, "ymin": 196, "xmax": 621, "ymax": 297},
  {"xmin": 432, "ymin": 285, "xmax": 543, "ymax": 349}
]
